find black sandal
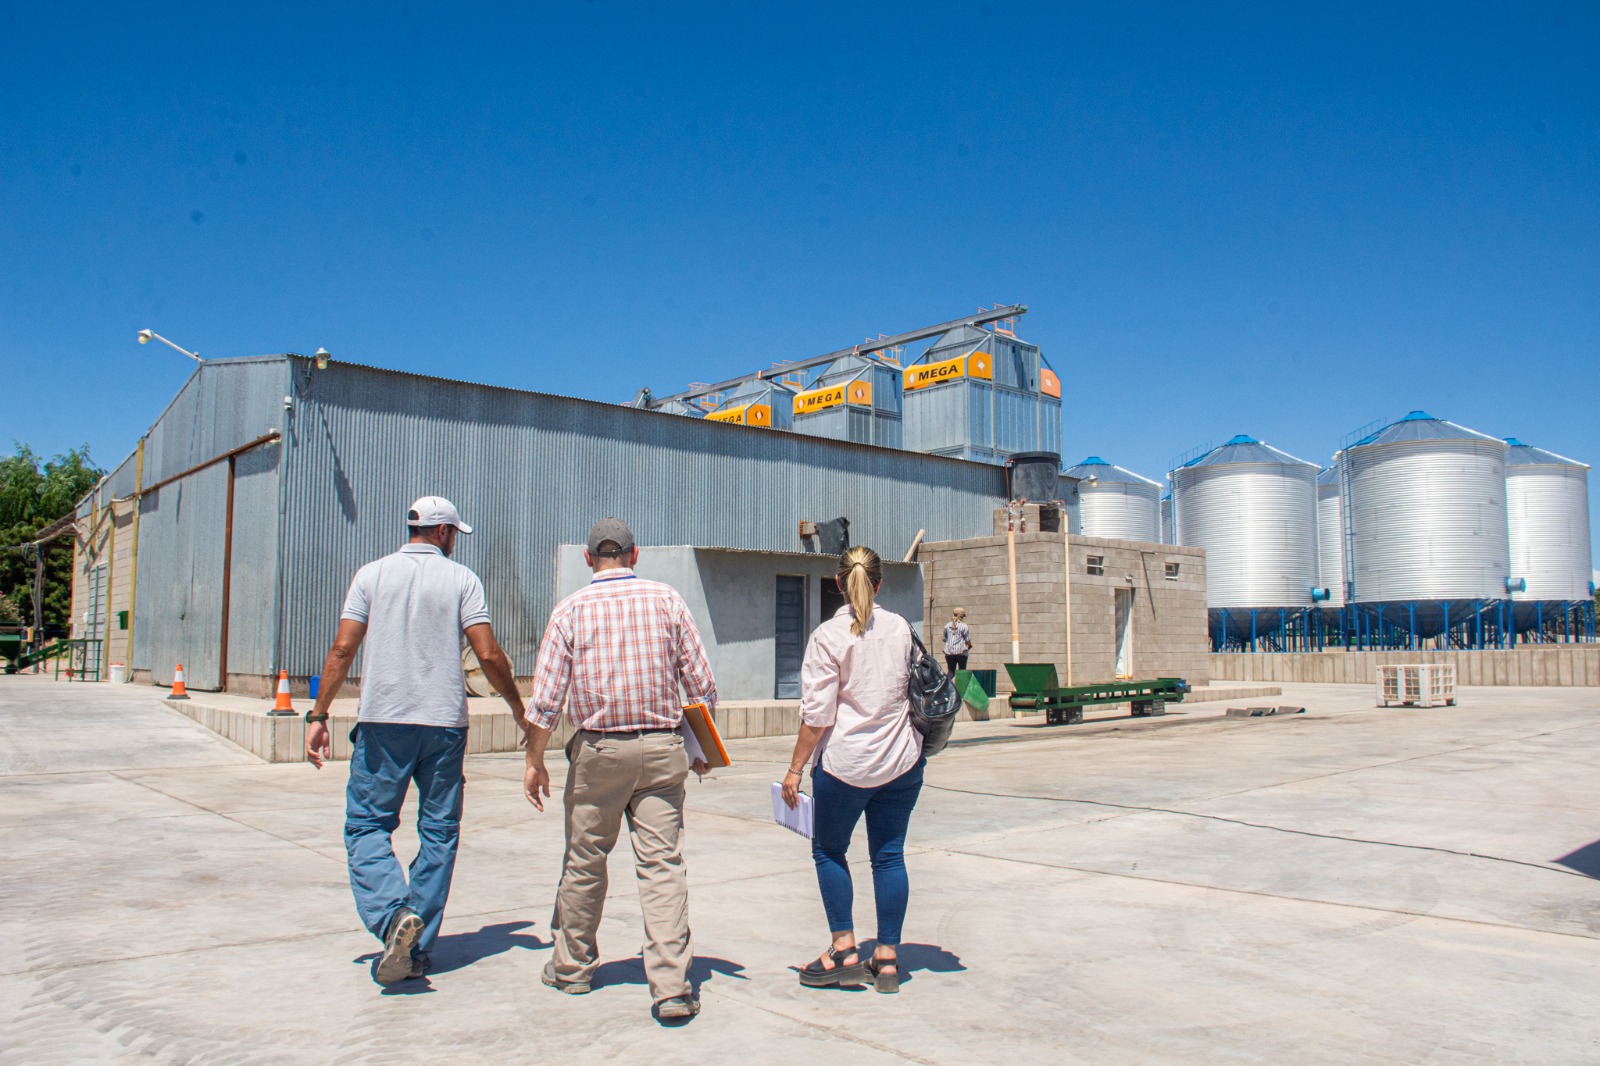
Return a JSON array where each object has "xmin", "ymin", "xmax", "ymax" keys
[
  {"xmin": 797, "ymin": 945, "xmax": 866, "ymax": 988},
  {"xmin": 865, "ymin": 954, "xmax": 900, "ymax": 994}
]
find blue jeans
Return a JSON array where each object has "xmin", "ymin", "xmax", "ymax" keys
[
  {"xmin": 810, "ymin": 757, "xmax": 925, "ymax": 946},
  {"xmin": 344, "ymin": 723, "xmax": 467, "ymax": 954}
]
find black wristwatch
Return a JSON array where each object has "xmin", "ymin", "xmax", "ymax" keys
[{"xmin": 305, "ymin": 710, "xmax": 329, "ymax": 724}]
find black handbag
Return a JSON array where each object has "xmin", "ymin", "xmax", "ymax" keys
[{"xmin": 906, "ymin": 623, "xmax": 962, "ymax": 757}]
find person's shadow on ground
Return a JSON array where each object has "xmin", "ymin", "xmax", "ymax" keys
[
  {"xmin": 592, "ymin": 953, "xmax": 748, "ymax": 1027},
  {"xmin": 354, "ymin": 920, "xmax": 548, "ymax": 993},
  {"xmin": 868, "ymin": 942, "xmax": 965, "ymax": 987},
  {"xmin": 1556, "ymin": 839, "xmax": 1600, "ymax": 878},
  {"xmin": 591, "ymin": 952, "xmax": 748, "ymax": 994}
]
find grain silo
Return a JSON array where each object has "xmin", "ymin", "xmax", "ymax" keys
[
  {"xmin": 706, "ymin": 380, "xmax": 796, "ymax": 430},
  {"xmin": 1171, "ymin": 434, "xmax": 1319, "ymax": 647},
  {"xmin": 791, "ymin": 355, "xmax": 902, "ymax": 449},
  {"xmin": 1063, "ymin": 456, "xmax": 1161, "ymax": 542},
  {"xmin": 901, "ymin": 323, "xmax": 1062, "ymax": 464},
  {"xmin": 1159, "ymin": 491, "xmax": 1172, "ymax": 545},
  {"xmin": 655, "ymin": 398, "xmax": 707, "ymax": 419},
  {"xmin": 1344, "ymin": 412, "xmax": 1509, "ymax": 618},
  {"xmin": 1316, "ymin": 465, "xmax": 1344, "ymax": 609},
  {"xmin": 1505, "ymin": 438, "xmax": 1594, "ymax": 635}
]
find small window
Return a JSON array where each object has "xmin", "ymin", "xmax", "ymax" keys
[
  {"xmin": 1164, "ymin": 562, "xmax": 1181, "ymax": 580},
  {"xmin": 1086, "ymin": 555, "xmax": 1105, "ymax": 576}
]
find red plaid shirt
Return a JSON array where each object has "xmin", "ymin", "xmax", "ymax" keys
[{"xmin": 529, "ymin": 570, "xmax": 718, "ymax": 732}]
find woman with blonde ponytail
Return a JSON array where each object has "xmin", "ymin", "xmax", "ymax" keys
[{"xmin": 780, "ymin": 546, "xmax": 925, "ymax": 995}]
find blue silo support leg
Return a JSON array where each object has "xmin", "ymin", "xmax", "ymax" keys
[
  {"xmin": 1537, "ymin": 601, "xmax": 1544, "ymax": 643},
  {"xmin": 1250, "ymin": 610, "xmax": 1257, "ymax": 653},
  {"xmin": 1407, "ymin": 603, "xmax": 1416, "ymax": 650}
]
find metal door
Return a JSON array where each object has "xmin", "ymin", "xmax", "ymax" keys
[
  {"xmin": 1114, "ymin": 587, "xmax": 1134, "ymax": 679},
  {"xmin": 775, "ymin": 575, "xmax": 806, "ymax": 699}
]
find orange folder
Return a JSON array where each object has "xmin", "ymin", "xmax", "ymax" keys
[{"xmin": 681, "ymin": 703, "xmax": 731, "ymax": 769}]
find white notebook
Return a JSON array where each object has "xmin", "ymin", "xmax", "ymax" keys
[{"xmin": 770, "ymin": 782, "xmax": 814, "ymax": 839}]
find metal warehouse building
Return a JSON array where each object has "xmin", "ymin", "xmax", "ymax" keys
[{"xmin": 71, "ymin": 354, "xmax": 1056, "ymax": 695}]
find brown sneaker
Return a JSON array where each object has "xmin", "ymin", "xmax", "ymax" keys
[
  {"xmin": 656, "ymin": 994, "xmax": 700, "ymax": 1019},
  {"xmin": 375, "ymin": 909, "xmax": 424, "ymax": 986},
  {"xmin": 541, "ymin": 961, "xmax": 591, "ymax": 995}
]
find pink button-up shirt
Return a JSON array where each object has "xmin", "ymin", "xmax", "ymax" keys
[
  {"xmin": 800, "ymin": 603, "xmax": 923, "ymax": 788},
  {"xmin": 529, "ymin": 570, "xmax": 718, "ymax": 732}
]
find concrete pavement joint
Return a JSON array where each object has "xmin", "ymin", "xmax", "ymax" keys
[
  {"xmin": 932, "ymin": 842, "xmax": 1600, "ymax": 944},
  {"xmin": 924, "ymin": 783, "xmax": 1593, "ymax": 881},
  {"xmin": 109, "ymin": 770, "xmax": 347, "ymax": 864},
  {"xmin": 709, "ymin": 992, "xmax": 948, "ymax": 1066},
  {"xmin": 1190, "ymin": 716, "xmax": 1600, "ymax": 807}
]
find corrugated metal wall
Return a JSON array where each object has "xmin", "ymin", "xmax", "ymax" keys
[
  {"xmin": 115, "ymin": 358, "xmax": 288, "ymax": 687},
  {"xmin": 277, "ymin": 358, "xmax": 1011, "ymax": 676}
]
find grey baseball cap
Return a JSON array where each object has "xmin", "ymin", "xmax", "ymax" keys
[{"xmin": 586, "ymin": 517, "xmax": 636, "ymax": 555}]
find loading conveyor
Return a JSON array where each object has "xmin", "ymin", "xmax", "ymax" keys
[{"xmin": 1003, "ymin": 664, "xmax": 1190, "ymax": 725}]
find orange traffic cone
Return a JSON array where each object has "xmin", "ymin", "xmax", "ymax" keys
[
  {"xmin": 268, "ymin": 669, "xmax": 295, "ymax": 716},
  {"xmin": 169, "ymin": 664, "xmax": 190, "ymax": 700}
]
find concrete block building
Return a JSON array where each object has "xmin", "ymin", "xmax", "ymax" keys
[{"xmin": 920, "ymin": 513, "xmax": 1210, "ymax": 692}]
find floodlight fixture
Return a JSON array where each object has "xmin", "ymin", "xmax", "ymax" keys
[
  {"xmin": 135, "ymin": 328, "xmax": 202, "ymax": 362},
  {"xmin": 314, "ymin": 348, "xmax": 331, "ymax": 370}
]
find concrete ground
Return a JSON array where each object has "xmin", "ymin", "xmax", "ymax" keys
[{"xmin": 1, "ymin": 674, "xmax": 1597, "ymax": 1064}]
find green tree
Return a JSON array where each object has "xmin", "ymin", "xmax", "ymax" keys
[{"xmin": 0, "ymin": 443, "xmax": 104, "ymax": 633}]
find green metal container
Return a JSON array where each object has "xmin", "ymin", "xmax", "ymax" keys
[
  {"xmin": 952, "ymin": 669, "xmax": 990, "ymax": 714},
  {"xmin": 1003, "ymin": 662, "xmax": 1060, "ymax": 697}
]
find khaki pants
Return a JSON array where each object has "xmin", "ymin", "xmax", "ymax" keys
[{"xmin": 550, "ymin": 729, "xmax": 692, "ymax": 1001}]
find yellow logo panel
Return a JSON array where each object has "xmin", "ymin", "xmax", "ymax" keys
[
  {"xmin": 904, "ymin": 351, "xmax": 992, "ymax": 391},
  {"xmin": 709, "ymin": 403, "xmax": 772, "ymax": 427},
  {"xmin": 847, "ymin": 380, "xmax": 873, "ymax": 406},
  {"xmin": 1040, "ymin": 368, "xmax": 1061, "ymax": 398},
  {"xmin": 794, "ymin": 384, "xmax": 847, "ymax": 415}
]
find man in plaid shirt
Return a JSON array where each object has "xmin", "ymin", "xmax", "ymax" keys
[{"xmin": 528, "ymin": 517, "xmax": 717, "ymax": 1021}]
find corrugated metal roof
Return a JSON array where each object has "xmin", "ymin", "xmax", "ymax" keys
[
  {"xmin": 1062, "ymin": 456, "xmax": 1162, "ymax": 487},
  {"xmin": 1504, "ymin": 439, "xmax": 1589, "ymax": 468},
  {"xmin": 1351, "ymin": 411, "xmax": 1501, "ymax": 448},
  {"xmin": 1181, "ymin": 434, "xmax": 1318, "ymax": 469}
]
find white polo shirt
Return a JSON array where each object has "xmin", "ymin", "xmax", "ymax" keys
[{"xmin": 340, "ymin": 543, "xmax": 491, "ymax": 728}]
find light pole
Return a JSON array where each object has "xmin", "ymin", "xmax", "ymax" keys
[{"xmin": 136, "ymin": 329, "xmax": 202, "ymax": 362}]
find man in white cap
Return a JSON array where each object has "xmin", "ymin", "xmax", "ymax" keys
[
  {"xmin": 528, "ymin": 517, "xmax": 717, "ymax": 1021},
  {"xmin": 306, "ymin": 496, "xmax": 551, "ymax": 986}
]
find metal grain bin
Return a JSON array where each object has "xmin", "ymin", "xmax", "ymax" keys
[
  {"xmin": 1063, "ymin": 456, "xmax": 1161, "ymax": 543},
  {"xmin": 1316, "ymin": 465, "xmax": 1345, "ymax": 608},
  {"xmin": 1160, "ymin": 491, "xmax": 1172, "ymax": 545},
  {"xmin": 902, "ymin": 324, "xmax": 1061, "ymax": 465},
  {"xmin": 791, "ymin": 355, "xmax": 903, "ymax": 449},
  {"xmin": 1171, "ymin": 434, "xmax": 1319, "ymax": 611},
  {"xmin": 1505, "ymin": 438, "xmax": 1593, "ymax": 608},
  {"xmin": 706, "ymin": 381, "xmax": 796, "ymax": 431},
  {"xmin": 1344, "ymin": 411, "xmax": 1509, "ymax": 603}
]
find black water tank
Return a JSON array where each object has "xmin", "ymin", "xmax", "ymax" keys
[{"xmin": 1007, "ymin": 452, "xmax": 1062, "ymax": 503}]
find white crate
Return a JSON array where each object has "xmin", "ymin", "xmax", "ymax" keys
[{"xmin": 1376, "ymin": 664, "xmax": 1457, "ymax": 708}]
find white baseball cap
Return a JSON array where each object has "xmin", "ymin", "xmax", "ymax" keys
[{"xmin": 406, "ymin": 496, "xmax": 473, "ymax": 534}]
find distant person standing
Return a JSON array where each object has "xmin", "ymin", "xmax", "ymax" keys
[
  {"xmin": 305, "ymin": 496, "xmax": 547, "ymax": 986},
  {"xmin": 943, "ymin": 608, "xmax": 971, "ymax": 674},
  {"xmin": 528, "ymin": 518, "xmax": 717, "ymax": 1021},
  {"xmin": 781, "ymin": 546, "xmax": 925, "ymax": 995}
]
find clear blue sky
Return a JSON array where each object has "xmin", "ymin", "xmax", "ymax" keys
[{"xmin": 4, "ymin": 2, "xmax": 1597, "ymax": 556}]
